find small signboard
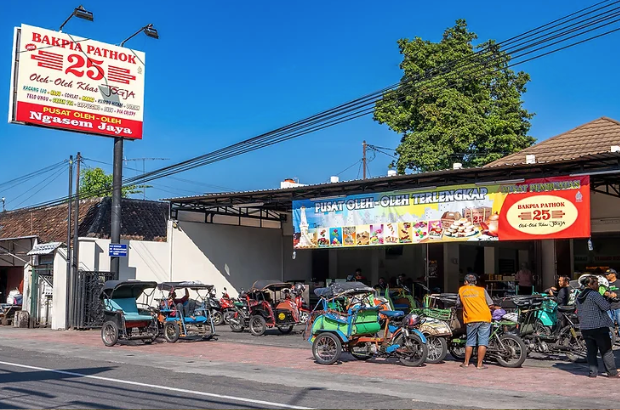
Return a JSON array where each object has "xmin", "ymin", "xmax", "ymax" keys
[{"xmin": 109, "ymin": 244, "xmax": 128, "ymax": 257}]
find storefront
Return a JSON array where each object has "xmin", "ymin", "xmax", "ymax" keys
[{"xmin": 168, "ymin": 151, "xmax": 620, "ymax": 297}]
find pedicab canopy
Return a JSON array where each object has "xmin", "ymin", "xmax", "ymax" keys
[
  {"xmin": 156, "ymin": 281, "xmax": 214, "ymax": 291},
  {"xmin": 314, "ymin": 282, "xmax": 375, "ymax": 299},
  {"xmin": 250, "ymin": 280, "xmax": 293, "ymax": 291},
  {"xmin": 100, "ymin": 280, "xmax": 158, "ymax": 299}
]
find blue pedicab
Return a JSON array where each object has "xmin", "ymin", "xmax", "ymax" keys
[
  {"xmin": 156, "ymin": 282, "xmax": 217, "ymax": 343},
  {"xmin": 100, "ymin": 280, "xmax": 159, "ymax": 347}
]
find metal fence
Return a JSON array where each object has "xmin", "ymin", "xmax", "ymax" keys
[{"xmin": 72, "ymin": 270, "xmax": 114, "ymax": 329}]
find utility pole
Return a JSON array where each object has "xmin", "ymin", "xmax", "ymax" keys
[
  {"xmin": 69, "ymin": 152, "xmax": 81, "ymax": 328},
  {"xmin": 124, "ymin": 157, "xmax": 168, "ymax": 199},
  {"xmin": 362, "ymin": 140, "xmax": 367, "ymax": 179},
  {"xmin": 65, "ymin": 155, "xmax": 73, "ymax": 329}
]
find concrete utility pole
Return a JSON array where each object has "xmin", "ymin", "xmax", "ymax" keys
[
  {"xmin": 110, "ymin": 139, "xmax": 122, "ymax": 280},
  {"xmin": 65, "ymin": 155, "xmax": 73, "ymax": 329},
  {"xmin": 362, "ymin": 140, "xmax": 367, "ymax": 179},
  {"xmin": 69, "ymin": 152, "xmax": 81, "ymax": 328}
]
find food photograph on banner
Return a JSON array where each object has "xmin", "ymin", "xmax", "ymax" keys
[
  {"xmin": 8, "ymin": 24, "xmax": 145, "ymax": 139},
  {"xmin": 293, "ymin": 176, "xmax": 591, "ymax": 249}
]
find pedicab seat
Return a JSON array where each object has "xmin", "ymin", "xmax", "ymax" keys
[
  {"xmin": 104, "ymin": 298, "xmax": 154, "ymax": 322},
  {"xmin": 379, "ymin": 310, "xmax": 404, "ymax": 318},
  {"xmin": 392, "ymin": 304, "xmax": 409, "ymax": 310}
]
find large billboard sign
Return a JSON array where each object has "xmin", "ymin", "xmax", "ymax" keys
[
  {"xmin": 292, "ymin": 176, "xmax": 590, "ymax": 249},
  {"xmin": 8, "ymin": 24, "xmax": 145, "ymax": 139}
]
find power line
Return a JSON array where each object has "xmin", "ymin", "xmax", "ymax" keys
[
  {"xmin": 0, "ymin": 160, "xmax": 67, "ymax": 192},
  {"xmin": 25, "ymin": 2, "xmax": 620, "ymax": 209}
]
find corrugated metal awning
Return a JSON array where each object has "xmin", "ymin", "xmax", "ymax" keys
[{"xmin": 27, "ymin": 242, "xmax": 63, "ymax": 256}]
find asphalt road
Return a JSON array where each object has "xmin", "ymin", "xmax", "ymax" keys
[{"xmin": 0, "ymin": 346, "xmax": 469, "ymax": 410}]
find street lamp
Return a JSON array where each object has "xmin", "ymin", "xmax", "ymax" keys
[
  {"xmin": 120, "ymin": 24, "xmax": 159, "ymax": 47},
  {"xmin": 59, "ymin": 5, "xmax": 94, "ymax": 32},
  {"xmin": 110, "ymin": 24, "xmax": 159, "ymax": 279}
]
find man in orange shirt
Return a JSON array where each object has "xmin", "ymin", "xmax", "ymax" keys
[{"xmin": 456, "ymin": 274, "xmax": 494, "ymax": 369}]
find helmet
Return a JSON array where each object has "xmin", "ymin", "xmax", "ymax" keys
[
  {"xmin": 578, "ymin": 274, "xmax": 609, "ymax": 288},
  {"xmin": 404, "ymin": 313, "xmax": 421, "ymax": 328},
  {"xmin": 294, "ymin": 283, "xmax": 306, "ymax": 295}
]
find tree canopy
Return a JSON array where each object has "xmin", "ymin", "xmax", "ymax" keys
[
  {"xmin": 374, "ymin": 19, "xmax": 535, "ymax": 173},
  {"xmin": 79, "ymin": 167, "xmax": 143, "ymax": 198}
]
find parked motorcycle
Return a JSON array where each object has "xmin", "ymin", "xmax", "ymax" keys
[
  {"xmin": 207, "ymin": 287, "xmax": 224, "ymax": 326},
  {"xmin": 513, "ymin": 295, "xmax": 586, "ymax": 362},
  {"xmin": 220, "ymin": 287, "xmax": 236, "ymax": 325},
  {"xmin": 229, "ymin": 290, "xmax": 252, "ymax": 332},
  {"xmin": 292, "ymin": 283, "xmax": 310, "ymax": 324}
]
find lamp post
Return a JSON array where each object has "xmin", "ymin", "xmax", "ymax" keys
[
  {"xmin": 59, "ymin": 5, "xmax": 94, "ymax": 32},
  {"xmin": 110, "ymin": 24, "xmax": 159, "ymax": 279}
]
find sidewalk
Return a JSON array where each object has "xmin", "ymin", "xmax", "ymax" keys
[{"xmin": 1, "ymin": 326, "xmax": 617, "ymax": 404}]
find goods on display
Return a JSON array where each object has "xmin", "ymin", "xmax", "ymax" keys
[{"xmin": 293, "ymin": 176, "xmax": 590, "ymax": 249}]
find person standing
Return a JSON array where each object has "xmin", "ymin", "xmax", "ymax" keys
[
  {"xmin": 515, "ymin": 263, "xmax": 533, "ymax": 295},
  {"xmin": 353, "ymin": 268, "xmax": 367, "ymax": 284},
  {"xmin": 576, "ymin": 275, "xmax": 619, "ymax": 378},
  {"xmin": 605, "ymin": 268, "xmax": 620, "ymax": 338},
  {"xmin": 456, "ymin": 274, "xmax": 494, "ymax": 369}
]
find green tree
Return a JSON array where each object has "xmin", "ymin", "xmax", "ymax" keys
[
  {"xmin": 79, "ymin": 167, "xmax": 144, "ymax": 198},
  {"xmin": 374, "ymin": 20, "xmax": 535, "ymax": 173}
]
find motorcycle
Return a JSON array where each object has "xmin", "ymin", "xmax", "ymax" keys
[
  {"xmin": 207, "ymin": 288, "xmax": 224, "ymax": 326},
  {"xmin": 293, "ymin": 284, "xmax": 310, "ymax": 324},
  {"xmin": 220, "ymin": 287, "xmax": 236, "ymax": 325},
  {"xmin": 513, "ymin": 295, "xmax": 586, "ymax": 362},
  {"xmin": 229, "ymin": 290, "xmax": 253, "ymax": 332}
]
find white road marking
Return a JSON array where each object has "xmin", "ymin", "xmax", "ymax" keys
[{"xmin": 0, "ymin": 360, "xmax": 312, "ymax": 409}]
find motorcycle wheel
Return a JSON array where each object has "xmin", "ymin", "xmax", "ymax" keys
[
  {"xmin": 300, "ymin": 311, "xmax": 310, "ymax": 324},
  {"xmin": 561, "ymin": 327, "xmax": 587, "ymax": 363},
  {"xmin": 229, "ymin": 319, "xmax": 244, "ymax": 333},
  {"xmin": 312, "ymin": 332, "xmax": 342, "ymax": 365},
  {"xmin": 425, "ymin": 336, "xmax": 448, "ymax": 364},
  {"xmin": 278, "ymin": 325, "xmax": 294, "ymax": 334},
  {"xmin": 449, "ymin": 343, "xmax": 466, "ymax": 360},
  {"xmin": 395, "ymin": 333, "xmax": 427, "ymax": 367},
  {"xmin": 249, "ymin": 315, "xmax": 267, "ymax": 336},
  {"xmin": 211, "ymin": 310, "xmax": 224, "ymax": 326},
  {"xmin": 164, "ymin": 322, "xmax": 180, "ymax": 343},
  {"xmin": 494, "ymin": 333, "xmax": 527, "ymax": 368},
  {"xmin": 223, "ymin": 311, "xmax": 235, "ymax": 325}
]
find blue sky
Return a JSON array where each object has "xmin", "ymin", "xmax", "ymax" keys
[{"xmin": 1, "ymin": 0, "xmax": 619, "ymax": 209}]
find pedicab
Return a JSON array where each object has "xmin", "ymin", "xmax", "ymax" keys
[
  {"xmin": 156, "ymin": 281, "xmax": 217, "ymax": 343},
  {"xmin": 245, "ymin": 280, "xmax": 308, "ymax": 336},
  {"xmin": 100, "ymin": 280, "xmax": 159, "ymax": 347},
  {"xmin": 306, "ymin": 282, "xmax": 428, "ymax": 366}
]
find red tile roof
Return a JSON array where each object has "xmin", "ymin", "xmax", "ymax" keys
[{"xmin": 485, "ymin": 117, "xmax": 620, "ymax": 167}]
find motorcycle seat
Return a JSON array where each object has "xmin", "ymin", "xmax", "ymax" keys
[
  {"xmin": 393, "ymin": 304, "xmax": 409, "ymax": 310},
  {"xmin": 557, "ymin": 305, "xmax": 576, "ymax": 313},
  {"xmin": 380, "ymin": 310, "xmax": 404, "ymax": 318}
]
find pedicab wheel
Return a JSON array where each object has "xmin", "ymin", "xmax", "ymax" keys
[
  {"xmin": 312, "ymin": 332, "xmax": 342, "ymax": 365},
  {"xmin": 495, "ymin": 333, "xmax": 527, "ymax": 368},
  {"xmin": 164, "ymin": 322, "xmax": 180, "ymax": 343},
  {"xmin": 211, "ymin": 310, "xmax": 224, "ymax": 326},
  {"xmin": 249, "ymin": 315, "xmax": 267, "ymax": 336},
  {"xmin": 425, "ymin": 336, "xmax": 448, "ymax": 364},
  {"xmin": 398, "ymin": 334, "xmax": 427, "ymax": 367},
  {"xmin": 449, "ymin": 344, "xmax": 466, "ymax": 360},
  {"xmin": 101, "ymin": 321, "xmax": 119, "ymax": 347},
  {"xmin": 278, "ymin": 325, "xmax": 294, "ymax": 334}
]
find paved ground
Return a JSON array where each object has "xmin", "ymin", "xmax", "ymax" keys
[{"xmin": 0, "ymin": 326, "xmax": 620, "ymax": 409}]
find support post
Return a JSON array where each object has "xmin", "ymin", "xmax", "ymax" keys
[
  {"xmin": 111, "ymin": 138, "xmax": 123, "ymax": 279},
  {"xmin": 65, "ymin": 155, "xmax": 73, "ymax": 329},
  {"xmin": 69, "ymin": 152, "xmax": 81, "ymax": 328},
  {"xmin": 362, "ymin": 140, "xmax": 367, "ymax": 180}
]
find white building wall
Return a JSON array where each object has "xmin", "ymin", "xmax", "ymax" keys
[
  {"xmin": 590, "ymin": 190, "xmax": 620, "ymax": 233},
  {"xmin": 170, "ymin": 220, "xmax": 286, "ymax": 296},
  {"xmin": 51, "ymin": 248, "xmax": 68, "ymax": 330}
]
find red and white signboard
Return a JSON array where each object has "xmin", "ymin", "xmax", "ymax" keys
[{"xmin": 8, "ymin": 24, "xmax": 145, "ymax": 139}]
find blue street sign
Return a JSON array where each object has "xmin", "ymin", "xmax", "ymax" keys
[{"xmin": 109, "ymin": 244, "xmax": 128, "ymax": 257}]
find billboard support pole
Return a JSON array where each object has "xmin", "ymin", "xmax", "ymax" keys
[{"xmin": 111, "ymin": 138, "xmax": 123, "ymax": 279}]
